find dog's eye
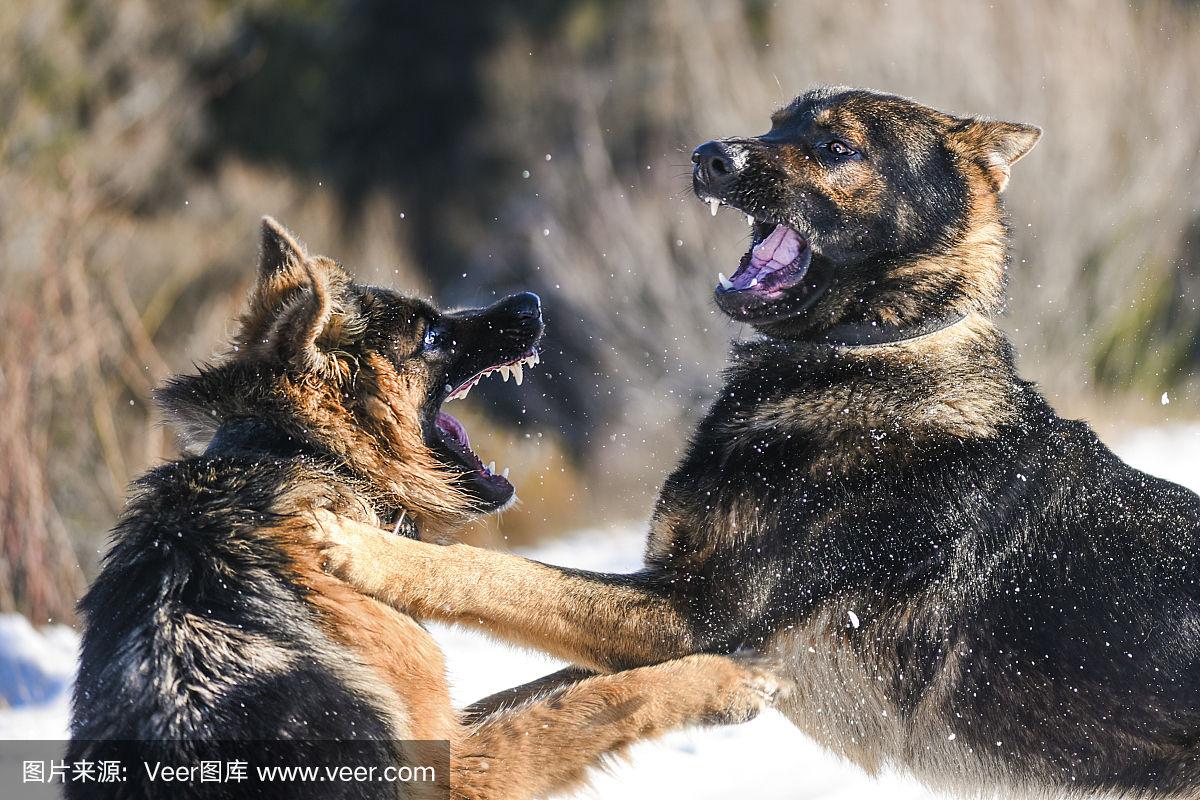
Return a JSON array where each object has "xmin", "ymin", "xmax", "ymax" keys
[
  {"xmin": 422, "ymin": 326, "xmax": 445, "ymax": 351},
  {"xmin": 825, "ymin": 140, "xmax": 858, "ymax": 159}
]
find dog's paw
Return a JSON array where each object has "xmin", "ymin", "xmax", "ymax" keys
[
  {"xmin": 308, "ymin": 510, "xmax": 389, "ymax": 586},
  {"xmin": 690, "ymin": 650, "xmax": 790, "ymax": 726}
]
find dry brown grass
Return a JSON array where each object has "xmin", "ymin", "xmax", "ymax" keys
[
  {"xmin": 1, "ymin": 0, "xmax": 1197, "ymax": 619},
  {"xmin": 0, "ymin": 0, "xmax": 431, "ymax": 618},
  {"xmin": 480, "ymin": 0, "xmax": 1200, "ymax": 507}
]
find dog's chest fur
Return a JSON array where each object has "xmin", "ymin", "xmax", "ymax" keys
[
  {"xmin": 71, "ymin": 453, "xmax": 453, "ymax": 745},
  {"xmin": 644, "ymin": 322, "xmax": 1200, "ymax": 794}
]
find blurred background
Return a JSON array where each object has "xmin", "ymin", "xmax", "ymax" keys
[{"xmin": 1, "ymin": 0, "xmax": 1198, "ymax": 624}]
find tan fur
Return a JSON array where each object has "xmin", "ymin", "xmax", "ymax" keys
[
  {"xmin": 316, "ymin": 515, "xmax": 1135, "ymax": 800},
  {"xmin": 948, "ymin": 119, "xmax": 1042, "ymax": 193},
  {"xmin": 778, "ymin": 138, "xmax": 888, "ymax": 220},
  {"xmin": 275, "ymin": 520, "xmax": 452, "ymax": 740},
  {"xmin": 450, "ymin": 653, "xmax": 778, "ymax": 800},
  {"xmin": 317, "ymin": 512, "xmax": 699, "ymax": 672},
  {"xmin": 168, "ymin": 235, "xmax": 480, "ymax": 534},
  {"xmin": 315, "ymin": 511, "xmax": 696, "ymax": 672},
  {"xmin": 875, "ymin": 172, "xmax": 1009, "ymax": 326},
  {"xmin": 744, "ymin": 317, "xmax": 1018, "ymax": 450}
]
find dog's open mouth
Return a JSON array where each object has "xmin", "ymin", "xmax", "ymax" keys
[
  {"xmin": 701, "ymin": 198, "xmax": 829, "ymax": 322},
  {"xmin": 430, "ymin": 348, "xmax": 540, "ymax": 509},
  {"xmin": 721, "ymin": 219, "xmax": 813, "ymax": 297}
]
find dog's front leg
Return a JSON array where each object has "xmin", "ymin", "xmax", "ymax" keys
[{"xmin": 312, "ymin": 512, "xmax": 696, "ymax": 671}]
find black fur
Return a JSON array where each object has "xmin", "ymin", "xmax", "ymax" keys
[
  {"xmin": 658, "ymin": 358, "xmax": 1200, "ymax": 792},
  {"xmin": 66, "ymin": 454, "xmax": 406, "ymax": 799},
  {"xmin": 673, "ymin": 88, "xmax": 1200, "ymax": 795}
]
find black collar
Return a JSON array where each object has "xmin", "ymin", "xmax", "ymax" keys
[
  {"xmin": 203, "ymin": 417, "xmax": 421, "ymax": 540},
  {"xmin": 815, "ymin": 311, "xmax": 968, "ymax": 348}
]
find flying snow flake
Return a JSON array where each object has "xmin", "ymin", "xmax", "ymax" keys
[
  {"xmin": 848, "ymin": 610, "xmax": 860, "ymax": 629},
  {"xmin": 1162, "ymin": 392, "xmax": 1170, "ymax": 405}
]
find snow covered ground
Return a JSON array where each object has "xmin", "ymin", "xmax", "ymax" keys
[{"xmin": 2, "ymin": 424, "xmax": 1198, "ymax": 798}]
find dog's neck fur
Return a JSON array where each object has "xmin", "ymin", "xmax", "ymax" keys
[
  {"xmin": 865, "ymin": 199, "xmax": 1009, "ymax": 328},
  {"xmin": 203, "ymin": 416, "xmax": 315, "ymax": 460},
  {"xmin": 156, "ymin": 361, "xmax": 474, "ymax": 535},
  {"xmin": 722, "ymin": 197, "xmax": 1022, "ymax": 471},
  {"xmin": 733, "ymin": 315, "xmax": 1017, "ymax": 441}
]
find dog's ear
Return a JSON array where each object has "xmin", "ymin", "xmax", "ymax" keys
[
  {"xmin": 241, "ymin": 217, "xmax": 342, "ymax": 373},
  {"xmin": 265, "ymin": 258, "xmax": 335, "ymax": 373},
  {"xmin": 260, "ymin": 216, "xmax": 304, "ymax": 274},
  {"xmin": 256, "ymin": 216, "xmax": 308, "ymax": 296},
  {"xmin": 949, "ymin": 119, "xmax": 1041, "ymax": 192}
]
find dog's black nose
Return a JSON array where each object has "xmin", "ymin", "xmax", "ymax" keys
[
  {"xmin": 692, "ymin": 140, "xmax": 740, "ymax": 189},
  {"xmin": 507, "ymin": 291, "xmax": 541, "ymax": 321}
]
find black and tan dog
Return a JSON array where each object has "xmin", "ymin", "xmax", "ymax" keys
[
  {"xmin": 66, "ymin": 218, "xmax": 781, "ymax": 800},
  {"xmin": 320, "ymin": 87, "xmax": 1200, "ymax": 798}
]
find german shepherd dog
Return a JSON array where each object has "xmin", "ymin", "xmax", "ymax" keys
[
  {"xmin": 66, "ymin": 218, "xmax": 782, "ymax": 800},
  {"xmin": 318, "ymin": 87, "xmax": 1200, "ymax": 798}
]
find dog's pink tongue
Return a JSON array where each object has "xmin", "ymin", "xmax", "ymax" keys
[
  {"xmin": 751, "ymin": 224, "xmax": 802, "ymax": 271},
  {"xmin": 436, "ymin": 412, "xmax": 470, "ymax": 448}
]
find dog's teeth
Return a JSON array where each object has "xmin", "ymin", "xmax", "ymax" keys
[
  {"xmin": 749, "ymin": 277, "xmax": 759, "ymax": 288},
  {"xmin": 459, "ymin": 383, "xmax": 471, "ymax": 399},
  {"xmin": 745, "ymin": 214, "xmax": 754, "ymax": 226},
  {"xmin": 499, "ymin": 366, "xmax": 510, "ymax": 381},
  {"xmin": 502, "ymin": 467, "xmax": 510, "ymax": 479},
  {"xmin": 512, "ymin": 363, "xmax": 524, "ymax": 385},
  {"xmin": 718, "ymin": 272, "xmax": 734, "ymax": 290},
  {"xmin": 709, "ymin": 198, "xmax": 720, "ymax": 216},
  {"xmin": 486, "ymin": 461, "xmax": 496, "ymax": 474}
]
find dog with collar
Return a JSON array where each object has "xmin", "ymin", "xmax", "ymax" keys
[{"xmin": 320, "ymin": 88, "xmax": 1200, "ymax": 797}]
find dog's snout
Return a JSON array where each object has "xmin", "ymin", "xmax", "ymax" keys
[
  {"xmin": 509, "ymin": 291, "xmax": 541, "ymax": 321},
  {"xmin": 693, "ymin": 140, "xmax": 741, "ymax": 190}
]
